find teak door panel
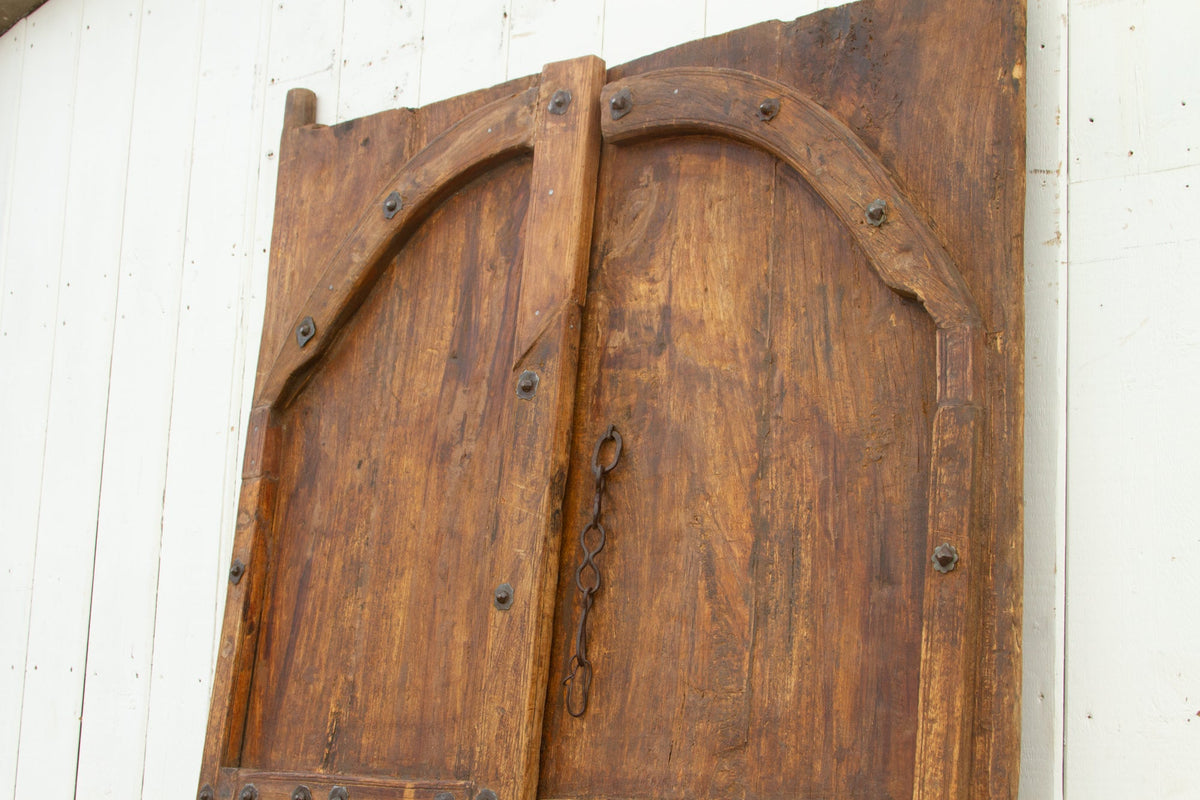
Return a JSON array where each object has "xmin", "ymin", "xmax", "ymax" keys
[{"xmin": 198, "ymin": 2, "xmax": 1024, "ymax": 799}]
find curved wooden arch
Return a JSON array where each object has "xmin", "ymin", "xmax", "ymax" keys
[
  {"xmin": 600, "ymin": 67, "xmax": 987, "ymax": 800},
  {"xmin": 256, "ymin": 84, "xmax": 540, "ymax": 407},
  {"xmin": 601, "ymin": 67, "xmax": 983, "ymax": 406}
]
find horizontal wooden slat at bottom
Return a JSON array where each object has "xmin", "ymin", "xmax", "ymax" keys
[{"xmin": 217, "ymin": 769, "xmax": 473, "ymax": 800}]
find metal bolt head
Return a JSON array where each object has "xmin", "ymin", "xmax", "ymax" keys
[
  {"xmin": 329, "ymin": 787, "xmax": 349, "ymax": 800},
  {"xmin": 239, "ymin": 784, "xmax": 259, "ymax": 800},
  {"xmin": 516, "ymin": 370, "xmax": 540, "ymax": 399},
  {"xmin": 757, "ymin": 97, "xmax": 781, "ymax": 122},
  {"xmin": 610, "ymin": 88, "xmax": 633, "ymax": 120},
  {"xmin": 494, "ymin": 583, "xmax": 514, "ymax": 610},
  {"xmin": 548, "ymin": 89, "xmax": 572, "ymax": 115},
  {"xmin": 476, "ymin": 791, "xmax": 498, "ymax": 800},
  {"xmin": 383, "ymin": 190, "xmax": 402, "ymax": 219},
  {"xmin": 229, "ymin": 559, "xmax": 246, "ymax": 585},
  {"xmin": 198, "ymin": 784, "xmax": 215, "ymax": 800},
  {"xmin": 865, "ymin": 198, "xmax": 887, "ymax": 227},
  {"xmin": 434, "ymin": 794, "xmax": 455, "ymax": 800},
  {"xmin": 292, "ymin": 787, "xmax": 313, "ymax": 800},
  {"xmin": 932, "ymin": 542, "xmax": 959, "ymax": 573},
  {"xmin": 296, "ymin": 316, "xmax": 317, "ymax": 347}
]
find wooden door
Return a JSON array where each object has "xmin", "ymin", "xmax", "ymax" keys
[{"xmin": 198, "ymin": 3, "xmax": 1024, "ymax": 800}]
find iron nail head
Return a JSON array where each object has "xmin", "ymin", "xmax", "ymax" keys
[
  {"xmin": 757, "ymin": 97, "xmax": 781, "ymax": 121},
  {"xmin": 610, "ymin": 88, "xmax": 633, "ymax": 120},
  {"xmin": 383, "ymin": 191, "xmax": 402, "ymax": 219},
  {"xmin": 549, "ymin": 89, "xmax": 572, "ymax": 114},
  {"xmin": 239, "ymin": 785, "xmax": 258, "ymax": 800},
  {"xmin": 198, "ymin": 785, "xmax": 215, "ymax": 800},
  {"xmin": 296, "ymin": 316, "xmax": 316, "ymax": 347},
  {"xmin": 476, "ymin": 791, "xmax": 499, "ymax": 800},
  {"xmin": 229, "ymin": 559, "xmax": 246, "ymax": 585},
  {"xmin": 434, "ymin": 794, "xmax": 455, "ymax": 800},
  {"xmin": 292, "ymin": 787, "xmax": 313, "ymax": 800},
  {"xmin": 516, "ymin": 370, "xmax": 539, "ymax": 399},
  {"xmin": 494, "ymin": 583, "xmax": 514, "ymax": 610},
  {"xmin": 932, "ymin": 542, "xmax": 959, "ymax": 573},
  {"xmin": 866, "ymin": 199, "xmax": 887, "ymax": 227},
  {"xmin": 329, "ymin": 787, "xmax": 349, "ymax": 800}
]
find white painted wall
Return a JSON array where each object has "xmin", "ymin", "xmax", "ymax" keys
[{"xmin": 0, "ymin": 0, "xmax": 1189, "ymax": 798}]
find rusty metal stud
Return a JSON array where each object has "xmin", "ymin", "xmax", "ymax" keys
[
  {"xmin": 865, "ymin": 198, "xmax": 887, "ymax": 227},
  {"xmin": 292, "ymin": 787, "xmax": 313, "ymax": 800},
  {"xmin": 198, "ymin": 784, "xmax": 215, "ymax": 800},
  {"xmin": 548, "ymin": 89, "xmax": 572, "ymax": 115},
  {"xmin": 296, "ymin": 316, "xmax": 316, "ymax": 347},
  {"xmin": 932, "ymin": 542, "xmax": 959, "ymax": 574},
  {"xmin": 383, "ymin": 191, "xmax": 402, "ymax": 219},
  {"xmin": 757, "ymin": 97, "xmax": 781, "ymax": 121},
  {"xmin": 494, "ymin": 583, "xmax": 514, "ymax": 610},
  {"xmin": 610, "ymin": 88, "xmax": 633, "ymax": 120},
  {"xmin": 239, "ymin": 785, "xmax": 258, "ymax": 800},
  {"xmin": 475, "ymin": 791, "xmax": 498, "ymax": 800},
  {"xmin": 329, "ymin": 787, "xmax": 349, "ymax": 800},
  {"xmin": 433, "ymin": 794, "xmax": 454, "ymax": 800},
  {"xmin": 229, "ymin": 559, "xmax": 245, "ymax": 585},
  {"xmin": 516, "ymin": 370, "xmax": 539, "ymax": 399}
]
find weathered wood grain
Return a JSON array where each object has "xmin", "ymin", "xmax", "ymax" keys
[
  {"xmin": 472, "ymin": 57, "xmax": 607, "ymax": 800},
  {"xmin": 199, "ymin": 4, "xmax": 1023, "ymax": 799},
  {"xmin": 599, "ymin": 67, "xmax": 981, "ymax": 333},
  {"xmin": 257, "ymin": 86, "xmax": 538, "ymax": 407},
  {"xmin": 773, "ymin": 4, "xmax": 1027, "ymax": 795}
]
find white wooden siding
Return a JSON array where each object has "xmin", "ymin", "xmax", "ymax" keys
[
  {"xmin": 2, "ymin": 0, "xmax": 1189, "ymax": 798},
  {"xmin": 1065, "ymin": 1, "xmax": 1200, "ymax": 797}
]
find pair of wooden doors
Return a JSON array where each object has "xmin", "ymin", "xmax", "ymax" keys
[{"xmin": 198, "ymin": 3, "xmax": 1025, "ymax": 800}]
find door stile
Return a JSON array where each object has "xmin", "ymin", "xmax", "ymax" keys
[
  {"xmin": 471, "ymin": 56, "xmax": 607, "ymax": 800},
  {"xmin": 198, "ymin": 88, "xmax": 316, "ymax": 800}
]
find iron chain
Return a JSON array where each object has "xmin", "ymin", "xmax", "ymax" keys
[{"xmin": 562, "ymin": 424, "xmax": 622, "ymax": 717}]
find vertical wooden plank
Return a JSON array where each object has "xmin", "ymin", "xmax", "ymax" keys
[
  {"xmin": 337, "ymin": 0, "xmax": 424, "ymax": 120},
  {"xmin": 418, "ymin": 0, "xmax": 511, "ymax": 104},
  {"xmin": 134, "ymin": 0, "xmax": 270, "ymax": 795},
  {"xmin": 507, "ymin": 0, "xmax": 602, "ymax": 80},
  {"xmin": 70, "ymin": 1, "xmax": 205, "ymax": 797},
  {"xmin": 0, "ymin": 2, "xmax": 83, "ymax": 797},
  {"xmin": 0, "ymin": 20, "xmax": 27, "ymax": 797},
  {"xmin": 1021, "ymin": 0, "xmax": 1068, "ymax": 798},
  {"xmin": 0, "ymin": 20, "xmax": 25, "ymax": 281},
  {"xmin": 600, "ymin": 0, "xmax": 704, "ymax": 66},
  {"xmin": 1068, "ymin": 0, "xmax": 1197, "ymax": 185},
  {"xmin": 474, "ymin": 55, "xmax": 605, "ymax": 800},
  {"xmin": 1066, "ymin": 0, "xmax": 1200, "ymax": 795},
  {"xmin": 13, "ymin": 1, "xmax": 142, "ymax": 799},
  {"xmin": 705, "ymin": 0, "xmax": 820, "ymax": 36}
]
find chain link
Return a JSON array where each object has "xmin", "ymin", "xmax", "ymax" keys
[{"xmin": 562, "ymin": 424, "xmax": 622, "ymax": 717}]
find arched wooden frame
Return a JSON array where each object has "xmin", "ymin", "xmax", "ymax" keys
[
  {"xmin": 598, "ymin": 68, "xmax": 987, "ymax": 800},
  {"xmin": 206, "ymin": 61, "xmax": 987, "ymax": 800}
]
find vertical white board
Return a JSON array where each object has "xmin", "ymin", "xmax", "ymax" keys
[
  {"xmin": 15, "ymin": 0, "xmax": 142, "ymax": 798},
  {"xmin": 1066, "ymin": 0, "xmax": 1200, "ymax": 797},
  {"xmin": 1022, "ymin": 1, "xmax": 1068, "ymax": 799},
  {"xmin": 0, "ymin": 16, "xmax": 26, "ymax": 800},
  {"xmin": 133, "ymin": 0, "xmax": 267, "ymax": 793},
  {"xmin": 507, "ymin": 0, "xmax": 602, "ymax": 79},
  {"xmin": 419, "ymin": 0, "xmax": 510, "ymax": 104},
  {"xmin": 0, "ymin": 1, "xmax": 82, "ymax": 797},
  {"xmin": 337, "ymin": 0, "xmax": 425, "ymax": 120},
  {"xmin": 0, "ymin": 21, "xmax": 25, "ymax": 281},
  {"xmin": 599, "ymin": 0, "xmax": 703, "ymax": 67},
  {"xmin": 71, "ymin": 1, "xmax": 205, "ymax": 797}
]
